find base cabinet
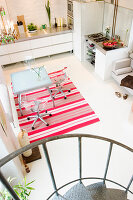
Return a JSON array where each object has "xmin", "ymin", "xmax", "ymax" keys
[
  {"xmin": 95, "ymin": 48, "xmax": 129, "ymax": 80},
  {"xmin": 0, "ymin": 55, "xmax": 11, "ymax": 65},
  {"xmin": 0, "ymin": 32, "xmax": 73, "ymax": 66}
]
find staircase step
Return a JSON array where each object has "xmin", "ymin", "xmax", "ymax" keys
[
  {"xmin": 64, "ymin": 182, "xmax": 93, "ymax": 200},
  {"xmin": 52, "ymin": 184, "xmax": 128, "ymax": 200},
  {"xmin": 86, "ymin": 182, "xmax": 106, "ymax": 200},
  {"xmin": 52, "ymin": 194, "xmax": 67, "ymax": 200},
  {"xmin": 105, "ymin": 188, "xmax": 127, "ymax": 200}
]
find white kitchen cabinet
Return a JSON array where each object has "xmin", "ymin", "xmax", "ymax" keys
[
  {"xmin": 0, "ymin": 45, "xmax": 8, "ymax": 56},
  {"xmin": 7, "ymin": 41, "xmax": 31, "ymax": 54},
  {"xmin": 51, "ymin": 33, "xmax": 72, "ymax": 45},
  {"xmin": 10, "ymin": 50, "xmax": 32, "ymax": 63},
  {"xmin": 95, "ymin": 47, "xmax": 129, "ymax": 80},
  {"xmin": 30, "ymin": 37, "xmax": 52, "ymax": 49},
  {"xmin": 0, "ymin": 31, "xmax": 73, "ymax": 65},
  {"xmin": 32, "ymin": 46, "xmax": 52, "ymax": 58},
  {"xmin": 95, "ymin": 49, "xmax": 106, "ymax": 80},
  {"xmin": 51, "ymin": 42, "xmax": 73, "ymax": 54},
  {"xmin": 0, "ymin": 55, "xmax": 11, "ymax": 65},
  {"xmin": 32, "ymin": 42, "xmax": 73, "ymax": 59}
]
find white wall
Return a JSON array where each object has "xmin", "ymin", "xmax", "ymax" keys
[
  {"xmin": 0, "ymin": 65, "xmax": 5, "ymax": 84},
  {"xmin": 3, "ymin": 0, "xmax": 67, "ymax": 28},
  {"xmin": 0, "ymin": 101, "xmax": 23, "ymax": 184},
  {"xmin": 105, "ymin": 0, "xmax": 133, "ymax": 10}
]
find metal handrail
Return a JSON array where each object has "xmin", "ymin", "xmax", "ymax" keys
[{"xmin": 0, "ymin": 134, "xmax": 133, "ymax": 200}]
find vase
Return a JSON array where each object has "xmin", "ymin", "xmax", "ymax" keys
[{"xmin": 37, "ymin": 73, "xmax": 42, "ymax": 81}]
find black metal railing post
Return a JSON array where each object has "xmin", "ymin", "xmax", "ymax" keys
[
  {"xmin": 125, "ymin": 175, "xmax": 133, "ymax": 193},
  {"xmin": 42, "ymin": 143, "xmax": 59, "ymax": 197},
  {"xmin": 78, "ymin": 137, "xmax": 82, "ymax": 184},
  {"xmin": 103, "ymin": 142, "xmax": 113, "ymax": 184},
  {"xmin": 0, "ymin": 170, "xmax": 20, "ymax": 200}
]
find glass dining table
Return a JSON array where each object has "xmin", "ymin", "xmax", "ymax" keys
[{"xmin": 11, "ymin": 66, "xmax": 55, "ymax": 116}]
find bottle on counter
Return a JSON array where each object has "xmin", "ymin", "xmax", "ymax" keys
[
  {"xmin": 57, "ymin": 18, "xmax": 60, "ymax": 27},
  {"xmin": 60, "ymin": 18, "xmax": 64, "ymax": 27},
  {"xmin": 55, "ymin": 18, "xmax": 57, "ymax": 28}
]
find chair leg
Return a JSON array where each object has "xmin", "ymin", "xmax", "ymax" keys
[
  {"xmin": 27, "ymin": 115, "xmax": 37, "ymax": 120},
  {"xmin": 39, "ymin": 117, "xmax": 49, "ymax": 126},
  {"xmin": 61, "ymin": 90, "xmax": 67, "ymax": 99},
  {"xmin": 32, "ymin": 117, "xmax": 38, "ymax": 130},
  {"xmin": 53, "ymin": 90, "xmax": 60, "ymax": 98}
]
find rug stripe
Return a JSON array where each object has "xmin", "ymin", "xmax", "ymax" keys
[
  {"xmin": 30, "ymin": 118, "xmax": 100, "ymax": 143},
  {"xmin": 15, "ymin": 89, "xmax": 80, "ymax": 111},
  {"xmin": 18, "ymin": 98, "xmax": 86, "ymax": 120},
  {"xmin": 28, "ymin": 112, "xmax": 96, "ymax": 136},
  {"xmin": 29, "ymin": 114, "xmax": 99, "ymax": 142},
  {"xmin": 19, "ymin": 102, "xmax": 90, "ymax": 126},
  {"xmin": 14, "ymin": 86, "xmax": 76, "ymax": 107}
]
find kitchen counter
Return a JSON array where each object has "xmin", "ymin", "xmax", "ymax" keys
[
  {"xmin": 0, "ymin": 27, "xmax": 73, "ymax": 65},
  {"xmin": 86, "ymin": 33, "xmax": 125, "ymax": 55},
  {"xmin": 2, "ymin": 27, "xmax": 72, "ymax": 45}
]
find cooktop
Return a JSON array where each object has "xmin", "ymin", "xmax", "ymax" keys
[{"xmin": 88, "ymin": 33, "xmax": 109, "ymax": 43}]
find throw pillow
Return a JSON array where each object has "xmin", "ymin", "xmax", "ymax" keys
[
  {"xmin": 114, "ymin": 67, "xmax": 132, "ymax": 76},
  {"xmin": 120, "ymin": 75, "xmax": 133, "ymax": 89}
]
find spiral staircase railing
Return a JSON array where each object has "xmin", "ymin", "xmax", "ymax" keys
[{"xmin": 0, "ymin": 134, "xmax": 133, "ymax": 200}]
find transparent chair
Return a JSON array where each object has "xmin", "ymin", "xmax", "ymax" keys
[
  {"xmin": 27, "ymin": 98, "xmax": 52, "ymax": 130},
  {"xmin": 24, "ymin": 56, "xmax": 36, "ymax": 69},
  {"xmin": 51, "ymin": 67, "xmax": 71, "ymax": 99}
]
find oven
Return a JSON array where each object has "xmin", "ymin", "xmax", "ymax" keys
[
  {"xmin": 67, "ymin": 0, "xmax": 73, "ymax": 29},
  {"xmin": 67, "ymin": 0, "xmax": 73, "ymax": 18}
]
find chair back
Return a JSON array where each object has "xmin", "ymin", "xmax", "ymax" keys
[{"xmin": 52, "ymin": 67, "xmax": 69, "ymax": 86}]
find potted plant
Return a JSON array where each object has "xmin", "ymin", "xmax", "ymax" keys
[
  {"xmin": 0, "ymin": 177, "xmax": 35, "ymax": 200},
  {"xmin": 27, "ymin": 23, "xmax": 37, "ymax": 33},
  {"xmin": 45, "ymin": 0, "xmax": 51, "ymax": 28}
]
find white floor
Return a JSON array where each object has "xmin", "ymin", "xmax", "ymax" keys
[{"xmin": 3, "ymin": 53, "xmax": 133, "ymax": 199}]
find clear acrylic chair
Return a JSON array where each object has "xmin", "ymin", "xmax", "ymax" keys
[
  {"xmin": 27, "ymin": 99, "xmax": 52, "ymax": 130},
  {"xmin": 24, "ymin": 56, "xmax": 36, "ymax": 69},
  {"xmin": 51, "ymin": 67, "xmax": 71, "ymax": 99}
]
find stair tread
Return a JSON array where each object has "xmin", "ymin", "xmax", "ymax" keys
[
  {"xmin": 52, "ymin": 183, "xmax": 128, "ymax": 200},
  {"xmin": 52, "ymin": 194, "xmax": 67, "ymax": 200},
  {"xmin": 86, "ymin": 182, "xmax": 106, "ymax": 200},
  {"xmin": 105, "ymin": 188, "xmax": 127, "ymax": 200},
  {"xmin": 64, "ymin": 182, "xmax": 93, "ymax": 200}
]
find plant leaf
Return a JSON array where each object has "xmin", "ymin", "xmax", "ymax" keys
[
  {"xmin": 26, "ymin": 187, "xmax": 35, "ymax": 190},
  {"xmin": 26, "ymin": 180, "xmax": 35, "ymax": 186}
]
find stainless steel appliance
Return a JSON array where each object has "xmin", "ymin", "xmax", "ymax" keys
[
  {"xmin": 67, "ymin": 0, "xmax": 73, "ymax": 18},
  {"xmin": 67, "ymin": 0, "xmax": 73, "ymax": 29}
]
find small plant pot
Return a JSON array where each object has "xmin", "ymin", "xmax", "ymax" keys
[
  {"xmin": 42, "ymin": 24, "xmax": 47, "ymax": 29},
  {"xmin": 28, "ymin": 30, "xmax": 37, "ymax": 33}
]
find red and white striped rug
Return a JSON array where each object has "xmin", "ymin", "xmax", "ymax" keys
[{"xmin": 14, "ymin": 70, "xmax": 100, "ymax": 143}]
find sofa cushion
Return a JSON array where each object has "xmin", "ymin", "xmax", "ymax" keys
[
  {"xmin": 113, "ymin": 58, "xmax": 131, "ymax": 70},
  {"xmin": 113, "ymin": 67, "xmax": 132, "ymax": 76}
]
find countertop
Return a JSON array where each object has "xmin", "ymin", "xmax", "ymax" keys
[
  {"xmin": 2, "ymin": 27, "xmax": 72, "ymax": 45},
  {"xmin": 86, "ymin": 35, "xmax": 126, "ymax": 55}
]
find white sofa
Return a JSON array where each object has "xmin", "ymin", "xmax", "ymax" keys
[{"xmin": 112, "ymin": 58, "xmax": 133, "ymax": 95}]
